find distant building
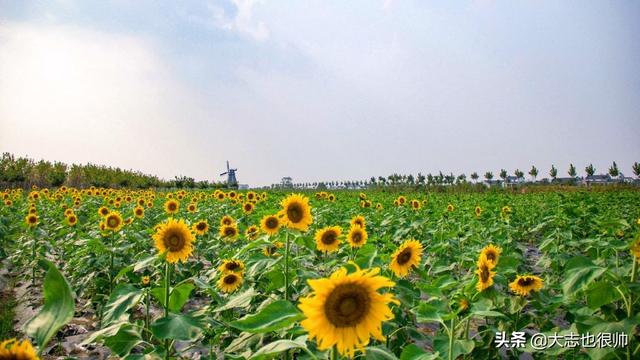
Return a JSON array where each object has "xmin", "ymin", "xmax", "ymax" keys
[
  {"xmin": 238, "ymin": 184, "xmax": 249, "ymax": 190},
  {"xmin": 583, "ymin": 174, "xmax": 612, "ymax": 185},
  {"xmin": 504, "ymin": 176, "xmax": 524, "ymax": 187}
]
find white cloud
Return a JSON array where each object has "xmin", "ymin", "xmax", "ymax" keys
[{"xmin": 208, "ymin": 0, "xmax": 269, "ymax": 41}]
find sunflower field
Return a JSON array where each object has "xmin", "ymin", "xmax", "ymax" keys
[{"xmin": 0, "ymin": 187, "xmax": 639, "ymax": 359}]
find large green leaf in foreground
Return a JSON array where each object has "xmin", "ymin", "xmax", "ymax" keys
[{"xmin": 24, "ymin": 260, "xmax": 75, "ymax": 352}]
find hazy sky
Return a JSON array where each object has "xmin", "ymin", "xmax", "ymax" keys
[{"xmin": 1, "ymin": 1, "xmax": 638, "ymax": 186}]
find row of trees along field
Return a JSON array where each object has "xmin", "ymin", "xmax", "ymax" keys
[
  {"xmin": 278, "ymin": 161, "xmax": 640, "ymax": 190},
  {"xmin": 0, "ymin": 153, "xmax": 229, "ymax": 189}
]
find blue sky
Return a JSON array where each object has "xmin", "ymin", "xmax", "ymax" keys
[{"xmin": 1, "ymin": 1, "xmax": 639, "ymax": 186}]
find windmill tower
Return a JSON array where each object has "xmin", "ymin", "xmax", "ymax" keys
[{"xmin": 220, "ymin": 161, "xmax": 238, "ymax": 188}]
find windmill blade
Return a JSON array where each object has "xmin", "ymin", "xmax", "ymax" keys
[{"xmin": 220, "ymin": 172, "xmax": 228, "ymax": 176}]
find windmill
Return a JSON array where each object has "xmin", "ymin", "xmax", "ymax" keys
[{"xmin": 220, "ymin": 161, "xmax": 238, "ymax": 188}]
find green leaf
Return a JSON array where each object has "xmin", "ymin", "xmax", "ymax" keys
[
  {"xmin": 24, "ymin": 260, "xmax": 75, "ymax": 351},
  {"xmin": 215, "ymin": 287, "xmax": 258, "ymax": 312},
  {"xmin": 400, "ymin": 344, "xmax": 439, "ymax": 360},
  {"xmin": 103, "ymin": 324, "xmax": 142, "ymax": 357},
  {"xmin": 249, "ymin": 336, "xmax": 308, "ymax": 360},
  {"xmin": 151, "ymin": 313, "xmax": 205, "ymax": 341},
  {"xmin": 586, "ymin": 282, "xmax": 622, "ymax": 309},
  {"xmin": 433, "ymin": 337, "xmax": 474, "ymax": 360},
  {"xmin": 230, "ymin": 300, "xmax": 304, "ymax": 334},
  {"xmin": 169, "ymin": 282, "xmax": 195, "ymax": 312},
  {"xmin": 102, "ymin": 284, "xmax": 143, "ymax": 326},
  {"xmin": 365, "ymin": 346, "xmax": 399, "ymax": 360},
  {"xmin": 562, "ymin": 257, "xmax": 606, "ymax": 296}
]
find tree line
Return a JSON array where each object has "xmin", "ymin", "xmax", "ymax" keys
[
  {"xmin": 273, "ymin": 161, "xmax": 640, "ymax": 190},
  {"xmin": 0, "ymin": 153, "xmax": 229, "ymax": 189}
]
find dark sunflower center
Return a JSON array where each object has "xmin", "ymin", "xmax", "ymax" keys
[
  {"xmin": 351, "ymin": 231, "xmax": 362, "ymax": 243},
  {"xmin": 226, "ymin": 262, "xmax": 239, "ymax": 271},
  {"xmin": 244, "ymin": 204, "xmax": 252, "ymax": 211},
  {"xmin": 266, "ymin": 217, "xmax": 278, "ymax": 229},
  {"xmin": 107, "ymin": 217, "xmax": 118, "ymax": 227},
  {"xmin": 29, "ymin": 217, "xmax": 37, "ymax": 223},
  {"xmin": 518, "ymin": 278, "xmax": 533, "ymax": 287},
  {"xmin": 396, "ymin": 248, "xmax": 413, "ymax": 265},
  {"xmin": 197, "ymin": 223, "xmax": 206, "ymax": 231},
  {"xmin": 223, "ymin": 219, "xmax": 232, "ymax": 225},
  {"xmin": 223, "ymin": 274, "xmax": 237, "ymax": 284},
  {"xmin": 479, "ymin": 265, "xmax": 491, "ymax": 282},
  {"xmin": 165, "ymin": 232, "xmax": 185, "ymax": 251},
  {"xmin": 101, "ymin": 209, "xmax": 108, "ymax": 215},
  {"xmin": 225, "ymin": 227, "xmax": 236, "ymax": 236},
  {"xmin": 321, "ymin": 231, "xmax": 338, "ymax": 245},
  {"xmin": 324, "ymin": 283, "xmax": 371, "ymax": 327},
  {"xmin": 355, "ymin": 220, "xmax": 363, "ymax": 227},
  {"xmin": 168, "ymin": 203, "xmax": 177, "ymax": 211},
  {"xmin": 287, "ymin": 203, "xmax": 304, "ymax": 223},
  {"xmin": 485, "ymin": 252, "xmax": 496, "ymax": 262}
]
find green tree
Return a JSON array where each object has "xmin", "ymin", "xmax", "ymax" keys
[
  {"xmin": 585, "ymin": 164, "xmax": 595, "ymax": 177},
  {"xmin": 549, "ymin": 165, "xmax": 557, "ymax": 180},
  {"xmin": 568, "ymin": 163, "xmax": 577, "ymax": 177},
  {"xmin": 608, "ymin": 161, "xmax": 619, "ymax": 178},
  {"xmin": 633, "ymin": 162, "xmax": 640, "ymax": 178},
  {"xmin": 529, "ymin": 165, "xmax": 538, "ymax": 181}
]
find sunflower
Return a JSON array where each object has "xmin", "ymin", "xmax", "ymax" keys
[
  {"xmin": 218, "ymin": 272, "xmax": 243, "ymax": 293},
  {"xmin": 98, "ymin": 206, "xmax": 110, "ymax": 217},
  {"xmin": 358, "ymin": 193, "xmax": 367, "ymax": 200},
  {"xmin": 389, "ymin": 239, "xmax": 423, "ymax": 278},
  {"xmin": 192, "ymin": 220, "xmax": 209, "ymax": 236},
  {"xmin": 4, "ymin": 200, "xmax": 12, "ymax": 206},
  {"xmin": 216, "ymin": 192, "xmax": 226, "ymax": 201},
  {"xmin": 64, "ymin": 208, "xmax": 74, "ymax": 217},
  {"xmin": 66, "ymin": 214, "xmax": 78, "ymax": 226},
  {"xmin": 447, "ymin": 204, "xmax": 455, "ymax": 212},
  {"xmin": 164, "ymin": 199, "xmax": 179, "ymax": 214},
  {"xmin": 0, "ymin": 338, "xmax": 39, "ymax": 360},
  {"xmin": 228, "ymin": 191, "xmax": 237, "ymax": 199},
  {"xmin": 247, "ymin": 191, "xmax": 256, "ymax": 201},
  {"xmin": 328, "ymin": 194, "xmax": 336, "ymax": 201},
  {"xmin": 410, "ymin": 199, "xmax": 421, "ymax": 210},
  {"xmin": 104, "ymin": 211, "xmax": 123, "ymax": 232},
  {"xmin": 509, "ymin": 275, "xmax": 544, "ymax": 296},
  {"xmin": 393, "ymin": 200, "xmax": 399, "ymax": 206},
  {"xmin": 397, "ymin": 196, "xmax": 406, "ymax": 205},
  {"xmin": 475, "ymin": 206, "xmax": 482, "ymax": 217},
  {"xmin": 479, "ymin": 244, "xmax": 502, "ymax": 268},
  {"xmin": 25, "ymin": 214, "xmax": 38, "ymax": 227},
  {"xmin": 475, "ymin": 257, "xmax": 496, "ymax": 292},
  {"xmin": 245, "ymin": 225, "xmax": 259, "ymax": 240},
  {"xmin": 220, "ymin": 215, "xmax": 235, "ymax": 226},
  {"xmin": 347, "ymin": 226, "xmax": 368, "ymax": 248},
  {"xmin": 187, "ymin": 203, "xmax": 197, "ymax": 213},
  {"xmin": 153, "ymin": 218, "xmax": 195, "ymax": 263},
  {"xmin": 218, "ymin": 259, "xmax": 245, "ymax": 274},
  {"xmin": 141, "ymin": 276, "xmax": 151, "ymax": 286},
  {"xmin": 219, "ymin": 224, "xmax": 239, "ymax": 241},
  {"xmin": 280, "ymin": 194, "xmax": 313, "ymax": 231},
  {"xmin": 260, "ymin": 214, "xmax": 281, "ymax": 236},
  {"xmin": 242, "ymin": 202, "xmax": 254, "ymax": 214},
  {"xmin": 133, "ymin": 206, "xmax": 145, "ymax": 219},
  {"xmin": 298, "ymin": 266, "xmax": 398, "ymax": 358},
  {"xmin": 350, "ymin": 215, "xmax": 365, "ymax": 229},
  {"xmin": 314, "ymin": 226, "xmax": 342, "ymax": 253}
]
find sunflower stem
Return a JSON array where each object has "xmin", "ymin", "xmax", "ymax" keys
[
  {"xmin": 331, "ymin": 345, "xmax": 338, "ymax": 360},
  {"xmin": 284, "ymin": 231, "xmax": 290, "ymax": 301},
  {"xmin": 164, "ymin": 261, "xmax": 172, "ymax": 359},
  {"xmin": 448, "ymin": 317, "xmax": 455, "ymax": 360},
  {"xmin": 145, "ymin": 289, "xmax": 151, "ymax": 341},
  {"xmin": 31, "ymin": 228, "xmax": 37, "ymax": 284}
]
